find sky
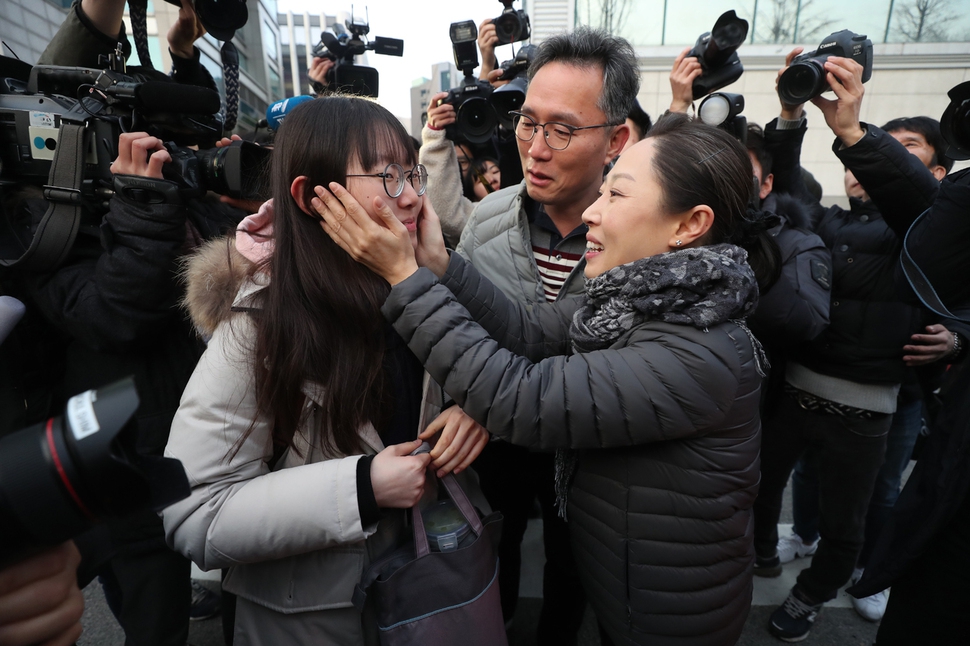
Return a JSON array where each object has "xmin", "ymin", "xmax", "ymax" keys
[{"xmin": 278, "ymin": 0, "xmax": 520, "ymax": 119}]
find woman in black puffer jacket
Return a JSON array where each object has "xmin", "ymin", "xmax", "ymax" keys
[{"xmin": 313, "ymin": 114, "xmax": 775, "ymax": 646}]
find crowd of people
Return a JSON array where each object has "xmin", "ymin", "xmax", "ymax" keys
[{"xmin": 1, "ymin": 2, "xmax": 969, "ymax": 646}]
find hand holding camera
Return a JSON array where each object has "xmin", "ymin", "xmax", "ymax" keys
[
  {"xmin": 775, "ymin": 47, "xmax": 806, "ymax": 120},
  {"xmin": 809, "ymin": 57, "xmax": 867, "ymax": 147},
  {"xmin": 0, "ymin": 541, "xmax": 83, "ymax": 646},
  {"xmin": 669, "ymin": 47, "xmax": 703, "ymax": 113},
  {"xmin": 477, "ymin": 18, "xmax": 499, "ymax": 80},
  {"xmin": 111, "ymin": 132, "xmax": 173, "ymax": 179},
  {"xmin": 427, "ymin": 91, "xmax": 457, "ymax": 131},
  {"xmin": 167, "ymin": 0, "xmax": 206, "ymax": 60}
]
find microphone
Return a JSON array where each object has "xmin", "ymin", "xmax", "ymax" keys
[
  {"xmin": 265, "ymin": 95, "xmax": 314, "ymax": 130},
  {"xmin": 132, "ymin": 81, "xmax": 222, "ymax": 115},
  {"xmin": 0, "ymin": 295, "xmax": 26, "ymax": 346}
]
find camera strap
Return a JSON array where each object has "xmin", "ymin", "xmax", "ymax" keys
[
  {"xmin": 900, "ymin": 207, "xmax": 970, "ymax": 323},
  {"xmin": 0, "ymin": 109, "xmax": 87, "ymax": 273}
]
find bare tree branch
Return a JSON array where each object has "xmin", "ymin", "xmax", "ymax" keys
[
  {"xmin": 757, "ymin": 0, "xmax": 836, "ymax": 44},
  {"xmin": 896, "ymin": 0, "xmax": 955, "ymax": 42}
]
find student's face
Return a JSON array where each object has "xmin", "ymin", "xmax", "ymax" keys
[
  {"xmin": 582, "ymin": 140, "xmax": 681, "ymax": 279},
  {"xmin": 844, "ymin": 168, "xmax": 868, "ymax": 201},
  {"xmin": 345, "ymin": 158, "xmax": 424, "ymax": 248},
  {"xmin": 748, "ymin": 151, "xmax": 773, "ymax": 201},
  {"xmin": 517, "ymin": 62, "xmax": 626, "ymax": 212}
]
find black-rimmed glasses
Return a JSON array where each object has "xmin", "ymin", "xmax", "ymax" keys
[
  {"xmin": 346, "ymin": 163, "xmax": 428, "ymax": 198},
  {"xmin": 509, "ymin": 111, "xmax": 618, "ymax": 151}
]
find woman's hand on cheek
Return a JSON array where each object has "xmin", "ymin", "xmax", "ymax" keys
[
  {"xmin": 418, "ymin": 406, "xmax": 490, "ymax": 477},
  {"xmin": 414, "ymin": 199, "xmax": 449, "ymax": 277},
  {"xmin": 311, "ymin": 183, "xmax": 419, "ymax": 285}
]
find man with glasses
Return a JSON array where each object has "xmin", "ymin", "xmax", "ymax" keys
[{"xmin": 455, "ymin": 27, "xmax": 638, "ymax": 645}]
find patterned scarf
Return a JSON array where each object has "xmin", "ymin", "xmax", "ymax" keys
[{"xmin": 554, "ymin": 243, "xmax": 763, "ymax": 518}]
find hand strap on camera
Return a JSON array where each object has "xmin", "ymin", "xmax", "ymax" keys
[
  {"xmin": 900, "ymin": 207, "xmax": 970, "ymax": 323},
  {"xmin": 0, "ymin": 107, "xmax": 87, "ymax": 273}
]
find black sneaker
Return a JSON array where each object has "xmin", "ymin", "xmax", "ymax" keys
[
  {"xmin": 753, "ymin": 552, "xmax": 782, "ymax": 578},
  {"xmin": 189, "ymin": 580, "xmax": 221, "ymax": 621},
  {"xmin": 769, "ymin": 586, "xmax": 822, "ymax": 642}
]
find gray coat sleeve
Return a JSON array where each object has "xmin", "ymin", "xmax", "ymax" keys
[{"xmin": 383, "ymin": 268, "xmax": 744, "ymax": 451}]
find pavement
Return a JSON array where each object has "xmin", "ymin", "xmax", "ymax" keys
[{"xmin": 77, "ymin": 480, "xmax": 885, "ymax": 646}]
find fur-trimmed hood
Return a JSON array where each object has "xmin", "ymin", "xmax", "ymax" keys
[
  {"xmin": 180, "ymin": 237, "xmax": 253, "ymax": 336},
  {"xmin": 763, "ymin": 191, "xmax": 817, "ymax": 232}
]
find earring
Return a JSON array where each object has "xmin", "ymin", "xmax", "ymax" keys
[{"xmin": 675, "ymin": 240, "xmax": 683, "ymax": 246}]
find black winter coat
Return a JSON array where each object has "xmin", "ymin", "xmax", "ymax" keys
[
  {"xmin": 384, "ymin": 254, "xmax": 762, "ymax": 646},
  {"xmin": 851, "ymin": 168, "xmax": 970, "ymax": 597},
  {"xmin": 765, "ymin": 120, "xmax": 938, "ymax": 385}
]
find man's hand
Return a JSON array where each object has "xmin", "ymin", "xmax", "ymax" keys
[
  {"xmin": 426, "ymin": 91, "xmax": 456, "ymax": 131},
  {"xmin": 903, "ymin": 324, "xmax": 956, "ymax": 366},
  {"xmin": 776, "ymin": 47, "xmax": 806, "ymax": 121},
  {"xmin": 0, "ymin": 541, "xmax": 84, "ymax": 646},
  {"xmin": 810, "ymin": 56, "xmax": 866, "ymax": 148},
  {"xmin": 111, "ymin": 132, "xmax": 171, "ymax": 178},
  {"xmin": 669, "ymin": 47, "xmax": 702, "ymax": 113},
  {"xmin": 214, "ymin": 135, "xmax": 265, "ymax": 213},
  {"xmin": 167, "ymin": 0, "xmax": 206, "ymax": 60},
  {"xmin": 478, "ymin": 19, "xmax": 499, "ymax": 81}
]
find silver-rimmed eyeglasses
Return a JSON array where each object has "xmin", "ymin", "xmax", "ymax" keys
[
  {"xmin": 509, "ymin": 111, "xmax": 618, "ymax": 151},
  {"xmin": 346, "ymin": 163, "xmax": 428, "ymax": 198}
]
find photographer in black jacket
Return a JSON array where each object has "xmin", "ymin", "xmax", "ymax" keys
[
  {"xmin": 750, "ymin": 50, "xmax": 941, "ymax": 641},
  {"xmin": 11, "ymin": 130, "xmax": 240, "ymax": 645}
]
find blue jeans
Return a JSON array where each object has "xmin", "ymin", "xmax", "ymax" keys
[{"xmin": 791, "ymin": 394, "xmax": 923, "ymax": 568}]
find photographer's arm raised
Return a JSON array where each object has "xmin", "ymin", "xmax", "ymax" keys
[{"xmin": 668, "ymin": 48, "xmax": 702, "ymax": 114}]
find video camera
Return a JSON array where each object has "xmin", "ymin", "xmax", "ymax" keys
[
  {"xmin": 687, "ymin": 10, "xmax": 748, "ymax": 101},
  {"xmin": 0, "ymin": 55, "xmax": 270, "ymax": 205},
  {"xmin": 941, "ymin": 81, "xmax": 970, "ymax": 160},
  {"xmin": 778, "ymin": 30, "xmax": 873, "ymax": 106},
  {"xmin": 0, "ymin": 378, "xmax": 190, "ymax": 563},
  {"xmin": 311, "ymin": 9, "xmax": 404, "ymax": 98},
  {"xmin": 493, "ymin": 0, "xmax": 531, "ymax": 46}
]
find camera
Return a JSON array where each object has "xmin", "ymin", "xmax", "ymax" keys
[
  {"xmin": 444, "ymin": 21, "xmax": 498, "ymax": 145},
  {"xmin": 940, "ymin": 80, "xmax": 970, "ymax": 160},
  {"xmin": 493, "ymin": 0, "xmax": 531, "ymax": 46},
  {"xmin": 491, "ymin": 44, "xmax": 537, "ymax": 129},
  {"xmin": 687, "ymin": 10, "xmax": 749, "ymax": 101},
  {"xmin": 698, "ymin": 92, "xmax": 747, "ymax": 145},
  {"xmin": 777, "ymin": 30, "xmax": 873, "ymax": 106},
  {"xmin": 163, "ymin": 139, "xmax": 270, "ymax": 201},
  {"xmin": 0, "ymin": 378, "xmax": 190, "ymax": 562},
  {"xmin": 311, "ymin": 9, "xmax": 404, "ymax": 98}
]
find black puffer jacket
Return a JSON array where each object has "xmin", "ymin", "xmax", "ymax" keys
[
  {"xmin": 765, "ymin": 120, "xmax": 938, "ymax": 384},
  {"xmin": 384, "ymin": 254, "xmax": 762, "ymax": 646}
]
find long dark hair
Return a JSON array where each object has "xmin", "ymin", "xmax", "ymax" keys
[
  {"xmin": 645, "ymin": 113, "xmax": 781, "ymax": 289},
  {"xmin": 247, "ymin": 96, "xmax": 418, "ymax": 457}
]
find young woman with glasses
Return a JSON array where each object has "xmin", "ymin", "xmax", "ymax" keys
[
  {"xmin": 160, "ymin": 96, "xmax": 490, "ymax": 644},
  {"xmin": 312, "ymin": 113, "xmax": 781, "ymax": 645}
]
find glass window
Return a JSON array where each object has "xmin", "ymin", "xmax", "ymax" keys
[
  {"xmin": 750, "ymin": 0, "xmax": 890, "ymax": 45},
  {"xmin": 887, "ymin": 0, "xmax": 970, "ymax": 42},
  {"xmin": 199, "ymin": 51, "xmax": 226, "ymax": 98},
  {"xmin": 127, "ymin": 36, "xmax": 163, "ymax": 68},
  {"xmin": 662, "ymin": 1, "xmax": 754, "ymax": 46},
  {"xmin": 262, "ymin": 21, "xmax": 278, "ymax": 59},
  {"xmin": 261, "ymin": 0, "xmax": 278, "ymax": 14},
  {"xmin": 440, "ymin": 70, "xmax": 451, "ymax": 90},
  {"xmin": 575, "ymin": 0, "xmax": 666, "ymax": 46},
  {"xmin": 268, "ymin": 67, "xmax": 282, "ymax": 102}
]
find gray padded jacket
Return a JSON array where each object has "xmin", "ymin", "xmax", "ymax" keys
[
  {"xmin": 383, "ymin": 254, "xmax": 762, "ymax": 646},
  {"xmin": 456, "ymin": 182, "xmax": 586, "ymax": 307}
]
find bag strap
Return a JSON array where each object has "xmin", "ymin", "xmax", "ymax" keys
[
  {"xmin": 900, "ymin": 208, "xmax": 970, "ymax": 323},
  {"xmin": 440, "ymin": 473, "xmax": 484, "ymax": 536},
  {"xmin": 1, "ymin": 109, "xmax": 87, "ymax": 273}
]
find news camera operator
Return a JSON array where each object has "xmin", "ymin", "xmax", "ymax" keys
[
  {"xmin": 9, "ymin": 129, "xmax": 241, "ymax": 644},
  {"xmin": 749, "ymin": 48, "xmax": 945, "ymax": 640},
  {"xmin": 39, "ymin": 0, "xmax": 216, "ymax": 94}
]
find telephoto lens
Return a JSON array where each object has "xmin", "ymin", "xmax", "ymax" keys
[
  {"xmin": 0, "ymin": 378, "xmax": 190, "ymax": 563},
  {"xmin": 778, "ymin": 30, "xmax": 873, "ymax": 106}
]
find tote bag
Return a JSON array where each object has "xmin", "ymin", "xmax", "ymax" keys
[{"xmin": 353, "ymin": 472, "xmax": 506, "ymax": 646}]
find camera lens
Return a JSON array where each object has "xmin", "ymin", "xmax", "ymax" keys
[
  {"xmin": 495, "ymin": 14, "xmax": 521, "ymax": 43},
  {"xmin": 779, "ymin": 62, "xmax": 825, "ymax": 105},
  {"xmin": 457, "ymin": 98, "xmax": 498, "ymax": 144},
  {"xmin": 197, "ymin": 141, "xmax": 271, "ymax": 200}
]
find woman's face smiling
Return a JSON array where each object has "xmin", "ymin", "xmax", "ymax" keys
[
  {"xmin": 345, "ymin": 158, "xmax": 424, "ymax": 248},
  {"xmin": 582, "ymin": 140, "xmax": 682, "ymax": 279}
]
